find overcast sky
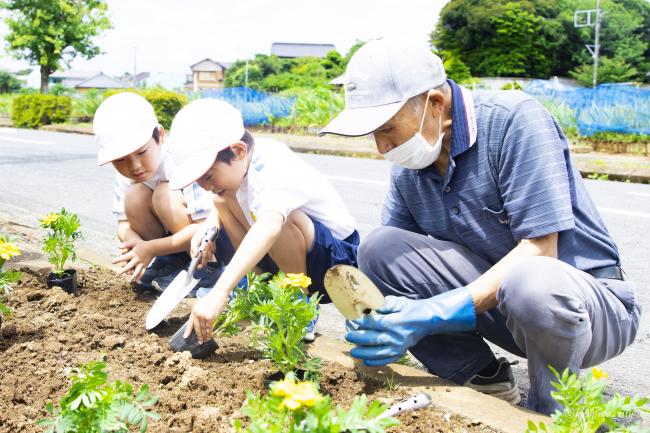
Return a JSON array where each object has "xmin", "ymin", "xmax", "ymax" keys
[{"xmin": 0, "ymin": 0, "xmax": 447, "ymax": 76}]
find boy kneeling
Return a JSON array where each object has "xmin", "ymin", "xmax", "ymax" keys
[
  {"xmin": 168, "ymin": 99, "xmax": 359, "ymax": 344},
  {"xmin": 94, "ymin": 92, "xmax": 218, "ymax": 291}
]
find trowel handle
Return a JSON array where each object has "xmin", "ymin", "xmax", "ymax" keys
[
  {"xmin": 188, "ymin": 226, "xmax": 219, "ymax": 277},
  {"xmin": 377, "ymin": 393, "xmax": 432, "ymax": 419}
]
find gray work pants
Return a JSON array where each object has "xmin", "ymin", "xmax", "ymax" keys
[{"xmin": 358, "ymin": 226, "xmax": 641, "ymax": 414}]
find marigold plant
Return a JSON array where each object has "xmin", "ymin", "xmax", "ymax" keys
[
  {"xmin": 251, "ymin": 272, "xmax": 321, "ymax": 378},
  {"xmin": 0, "ymin": 234, "xmax": 21, "ymax": 316},
  {"xmin": 39, "ymin": 208, "xmax": 82, "ymax": 277},
  {"xmin": 527, "ymin": 366, "xmax": 649, "ymax": 433},
  {"xmin": 234, "ymin": 373, "xmax": 399, "ymax": 433},
  {"xmin": 38, "ymin": 358, "xmax": 159, "ymax": 433}
]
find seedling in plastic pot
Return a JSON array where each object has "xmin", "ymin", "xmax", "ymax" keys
[{"xmin": 39, "ymin": 208, "xmax": 82, "ymax": 294}]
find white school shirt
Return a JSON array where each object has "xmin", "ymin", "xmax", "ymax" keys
[
  {"xmin": 112, "ymin": 146, "xmax": 213, "ymax": 222},
  {"xmin": 236, "ymin": 138, "xmax": 356, "ymax": 240}
]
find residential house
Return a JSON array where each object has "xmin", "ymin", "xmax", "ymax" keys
[
  {"xmin": 49, "ymin": 70, "xmax": 129, "ymax": 91},
  {"xmin": 74, "ymin": 73, "xmax": 129, "ymax": 92},
  {"xmin": 271, "ymin": 42, "xmax": 336, "ymax": 59},
  {"xmin": 186, "ymin": 58, "xmax": 228, "ymax": 92}
]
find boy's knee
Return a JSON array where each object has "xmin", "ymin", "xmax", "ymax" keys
[
  {"xmin": 124, "ymin": 183, "xmax": 153, "ymax": 213},
  {"xmin": 284, "ymin": 210, "xmax": 315, "ymax": 246},
  {"xmin": 151, "ymin": 182, "xmax": 169, "ymax": 210}
]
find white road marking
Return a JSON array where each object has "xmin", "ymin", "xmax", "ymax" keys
[
  {"xmin": 329, "ymin": 175, "xmax": 650, "ymax": 220},
  {"xmin": 597, "ymin": 207, "xmax": 650, "ymax": 219},
  {"xmin": 327, "ymin": 175, "xmax": 389, "ymax": 187},
  {"xmin": 628, "ymin": 192, "xmax": 650, "ymax": 198},
  {"xmin": 0, "ymin": 135, "xmax": 53, "ymax": 145},
  {"xmin": 0, "ymin": 128, "xmax": 18, "ymax": 134}
]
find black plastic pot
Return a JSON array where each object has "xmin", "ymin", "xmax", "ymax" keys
[
  {"xmin": 46, "ymin": 269, "xmax": 77, "ymax": 295},
  {"xmin": 263, "ymin": 369, "xmax": 307, "ymax": 389},
  {"xmin": 168, "ymin": 322, "xmax": 218, "ymax": 359}
]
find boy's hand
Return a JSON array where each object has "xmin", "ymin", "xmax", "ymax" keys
[
  {"xmin": 184, "ymin": 288, "xmax": 229, "ymax": 344},
  {"xmin": 113, "ymin": 239, "xmax": 155, "ymax": 282},
  {"xmin": 191, "ymin": 225, "xmax": 216, "ymax": 270}
]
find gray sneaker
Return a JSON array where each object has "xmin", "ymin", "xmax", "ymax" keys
[{"xmin": 464, "ymin": 357, "xmax": 521, "ymax": 405}]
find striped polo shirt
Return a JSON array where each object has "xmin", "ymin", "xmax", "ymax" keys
[{"xmin": 382, "ymin": 79, "xmax": 620, "ymax": 271}]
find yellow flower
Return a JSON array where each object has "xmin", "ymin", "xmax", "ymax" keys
[
  {"xmin": 0, "ymin": 242, "xmax": 21, "ymax": 261},
  {"xmin": 281, "ymin": 273, "xmax": 312, "ymax": 289},
  {"xmin": 592, "ymin": 367, "xmax": 608, "ymax": 380},
  {"xmin": 40, "ymin": 213, "xmax": 60, "ymax": 226},
  {"xmin": 271, "ymin": 377, "xmax": 321, "ymax": 410}
]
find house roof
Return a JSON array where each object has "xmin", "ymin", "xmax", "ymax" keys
[
  {"xmin": 50, "ymin": 70, "xmax": 101, "ymax": 80},
  {"xmin": 190, "ymin": 58, "xmax": 227, "ymax": 72},
  {"xmin": 75, "ymin": 73, "xmax": 129, "ymax": 89},
  {"xmin": 271, "ymin": 42, "xmax": 336, "ymax": 58}
]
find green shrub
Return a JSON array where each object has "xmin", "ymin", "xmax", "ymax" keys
[
  {"xmin": 103, "ymin": 88, "xmax": 187, "ymax": 129},
  {"xmin": 501, "ymin": 81, "xmax": 523, "ymax": 90},
  {"xmin": 73, "ymin": 89, "xmax": 103, "ymax": 121},
  {"xmin": 272, "ymin": 87, "xmax": 344, "ymax": 130},
  {"xmin": 11, "ymin": 94, "xmax": 72, "ymax": 128}
]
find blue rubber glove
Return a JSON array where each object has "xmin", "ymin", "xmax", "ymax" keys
[{"xmin": 345, "ymin": 287, "xmax": 476, "ymax": 366}]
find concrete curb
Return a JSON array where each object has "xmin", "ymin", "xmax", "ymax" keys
[
  {"xmin": 3, "ymin": 218, "xmax": 550, "ymax": 433},
  {"xmin": 310, "ymin": 336, "xmax": 549, "ymax": 433}
]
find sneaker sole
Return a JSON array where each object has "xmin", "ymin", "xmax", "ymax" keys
[{"xmin": 467, "ymin": 382, "xmax": 521, "ymax": 405}]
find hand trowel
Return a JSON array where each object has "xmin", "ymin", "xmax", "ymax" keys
[
  {"xmin": 145, "ymin": 226, "xmax": 219, "ymax": 330},
  {"xmin": 323, "ymin": 265, "xmax": 385, "ymax": 320}
]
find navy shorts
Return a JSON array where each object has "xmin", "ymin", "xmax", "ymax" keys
[{"xmin": 213, "ymin": 218, "xmax": 359, "ymax": 303}]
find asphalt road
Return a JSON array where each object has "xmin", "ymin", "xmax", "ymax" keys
[{"xmin": 1, "ymin": 127, "xmax": 649, "ymax": 411}]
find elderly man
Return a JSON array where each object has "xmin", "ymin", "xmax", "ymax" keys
[{"xmin": 319, "ymin": 37, "xmax": 641, "ymax": 414}]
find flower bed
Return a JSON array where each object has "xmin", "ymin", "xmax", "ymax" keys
[{"xmin": 0, "ymin": 263, "xmax": 501, "ymax": 433}]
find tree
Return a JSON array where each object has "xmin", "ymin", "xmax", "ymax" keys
[
  {"xmin": 438, "ymin": 51, "xmax": 472, "ymax": 83},
  {"xmin": 431, "ymin": 0, "xmax": 650, "ymax": 81},
  {"xmin": 0, "ymin": 70, "xmax": 22, "ymax": 93},
  {"xmin": 1, "ymin": 0, "xmax": 111, "ymax": 93},
  {"xmin": 564, "ymin": 0, "xmax": 650, "ymax": 83},
  {"xmin": 570, "ymin": 56, "xmax": 639, "ymax": 85}
]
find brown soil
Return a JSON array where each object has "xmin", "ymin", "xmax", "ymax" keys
[{"xmin": 0, "ymin": 265, "xmax": 500, "ymax": 433}]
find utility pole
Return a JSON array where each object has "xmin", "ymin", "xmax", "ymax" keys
[
  {"xmin": 133, "ymin": 45, "xmax": 137, "ymax": 87},
  {"xmin": 574, "ymin": 0, "xmax": 602, "ymax": 87}
]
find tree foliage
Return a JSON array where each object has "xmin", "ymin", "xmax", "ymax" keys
[
  {"xmin": 224, "ymin": 43, "xmax": 364, "ymax": 92},
  {"xmin": 0, "ymin": 70, "xmax": 22, "ymax": 93},
  {"xmin": 1, "ymin": 0, "xmax": 111, "ymax": 92},
  {"xmin": 432, "ymin": 0, "xmax": 650, "ymax": 82}
]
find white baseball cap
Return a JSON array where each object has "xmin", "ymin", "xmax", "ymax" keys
[
  {"xmin": 319, "ymin": 36, "xmax": 446, "ymax": 137},
  {"xmin": 168, "ymin": 99, "xmax": 245, "ymax": 190},
  {"xmin": 94, "ymin": 92, "xmax": 159, "ymax": 166}
]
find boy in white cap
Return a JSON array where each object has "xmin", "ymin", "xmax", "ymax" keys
[
  {"xmin": 94, "ymin": 92, "xmax": 218, "ymax": 291},
  {"xmin": 168, "ymin": 98, "xmax": 359, "ymax": 344}
]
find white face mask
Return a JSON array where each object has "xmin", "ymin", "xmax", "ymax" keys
[{"xmin": 384, "ymin": 98, "xmax": 444, "ymax": 169}]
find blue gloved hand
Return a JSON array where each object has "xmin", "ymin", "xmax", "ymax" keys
[{"xmin": 345, "ymin": 287, "xmax": 476, "ymax": 366}]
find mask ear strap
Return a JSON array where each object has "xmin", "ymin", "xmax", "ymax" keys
[{"xmin": 419, "ymin": 92, "xmax": 430, "ymax": 133}]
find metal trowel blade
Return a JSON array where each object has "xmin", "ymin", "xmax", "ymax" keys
[{"xmin": 323, "ymin": 265, "xmax": 385, "ymax": 320}]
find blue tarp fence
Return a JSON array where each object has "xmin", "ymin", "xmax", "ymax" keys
[
  {"xmin": 193, "ymin": 87, "xmax": 294, "ymax": 126},
  {"xmin": 524, "ymin": 80, "xmax": 650, "ymax": 136}
]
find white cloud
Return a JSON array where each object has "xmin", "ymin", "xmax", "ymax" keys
[{"xmin": 0, "ymin": 0, "xmax": 446, "ymax": 76}]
